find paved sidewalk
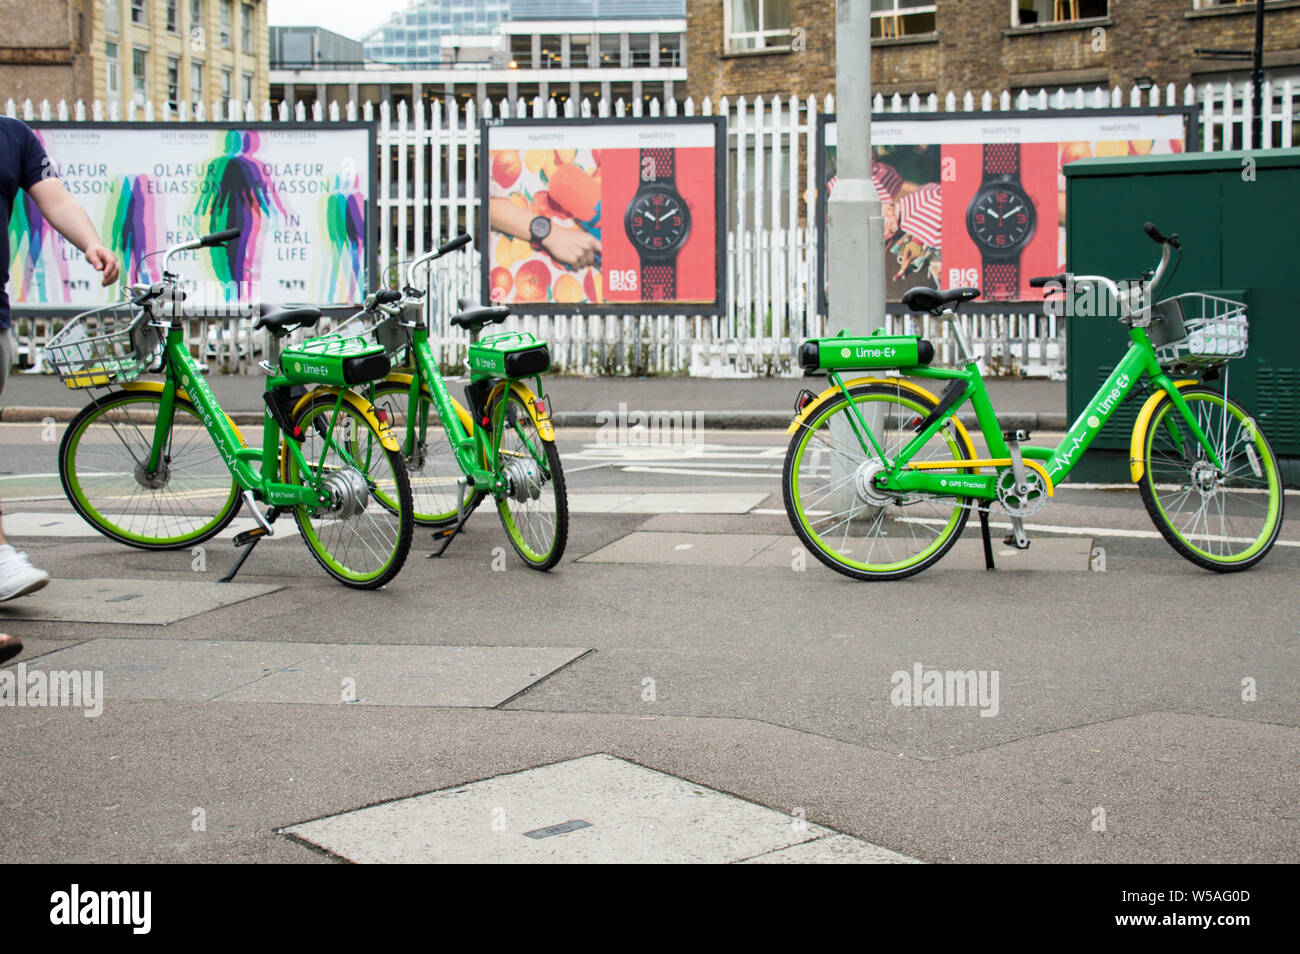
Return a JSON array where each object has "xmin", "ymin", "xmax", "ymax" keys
[{"xmin": 0, "ymin": 370, "xmax": 1069, "ymax": 429}]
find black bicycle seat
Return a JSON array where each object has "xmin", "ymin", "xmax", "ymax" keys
[
  {"xmin": 902, "ymin": 287, "xmax": 980, "ymax": 315},
  {"xmin": 255, "ymin": 305, "xmax": 323, "ymax": 335},
  {"xmin": 450, "ymin": 303, "xmax": 510, "ymax": 330}
]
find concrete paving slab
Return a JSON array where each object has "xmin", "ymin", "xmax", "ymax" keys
[
  {"xmin": 937, "ymin": 537, "xmax": 1094, "ymax": 571},
  {"xmin": 23, "ymin": 638, "xmax": 588, "ymax": 707},
  {"xmin": 580, "ymin": 531, "xmax": 781, "ymax": 566},
  {"xmin": 283, "ymin": 753, "xmax": 916, "ymax": 864},
  {"xmin": 0, "ymin": 637, "xmax": 83, "ymax": 665},
  {"xmin": 214, "ymin": 645, "xmax": 590, "ymax": 707},
  {"xmin": 742, "ymin": 833, "xmax": 921, "ymax": 863},
  {"xmin": 568, "ymin": 493, "xmax": 767, "ymax": 514},
  {"xmin": 2, "ymin": 511, "xmax": 286, "ymax": 541},
  {"xmin": 0, "ymin": 579, "xmax": 282, "ymax": 624}
]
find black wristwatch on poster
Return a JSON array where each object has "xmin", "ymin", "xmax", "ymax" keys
[
  {"xmin": 528, "ymin": 215, "xmax": 551, "ymax": 251},
  {"xmin": 965, "ymin": 144, "xmax": 1036, "ymax": 301},
  {"xmin": 624, "ymin": 148, "xmax": 691, "ymax": 301}
]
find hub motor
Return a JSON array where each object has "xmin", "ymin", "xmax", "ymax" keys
[
  {"xmin": 322, "ymin": 466, "xmax": 371, "ymax": 519},
  {"xmin": 504, "ymin": 456, "xmax": 544, "ymax": 503},
  {"xmin": 134, "ymin": 460, "xmax": 170, "ymax": 490}
]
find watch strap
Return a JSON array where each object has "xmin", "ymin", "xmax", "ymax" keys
[
  {"xmin": 641, "ymin": 260, "xmax": 676, "ymax": 301},
  {"xmin": 641, "ymin": 147, "xmax": 675, "ymax": 184},
  {"xmin": 982, "ymin": 144, "xmax": 1020, "ymax": 181},
  {"xmin": 983, "ymin": 261, "xmax": 1019, "ymax": 301}
]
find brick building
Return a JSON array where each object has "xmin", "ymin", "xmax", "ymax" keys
[
  {"xmin": 0, "ymin": 0, "xmax": 270, "ymax": 110},
  {"xmin": 688, "ymin": 0, "xmax": 1300, "ymax": 102}
]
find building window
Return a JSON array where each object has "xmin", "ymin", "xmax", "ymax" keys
[
  {"xmin": 191, "ymin": 62, "xmax": 203, "ymax": 106},
  {"xmin": 105, "ymin": 0, "xmax": 120, "ymax": 34},
  {"xmin": 1012, "ymin": 1, "xmax": 1108, "ymax": 27},
  {"xmin": 629, "ymin": 33, "xmax": 652, "ymax": 67},
  {"xmin": 105, "ymin": 42, "xmax": 119, "ymax": 97},
  {"xmin": 240, "ymin": 3, "xmax": 253, "ymax": 54},
  {"xmin": 166, "ymin": 0, "xmax": 179, "ymax": 33},
  {"xmin": 510, "ymin": 34, "xmax": 531, "ymax": 68},
  {"xmin": 598, "ymin": 33, "xmax": 621, "ymax": 66},
  {"xmin": 132, "ymin": 48, "xmax": 147, "ymax": 106},
  {"xmin": 659, "ymin": 35, "xmax": 682, "ymax": 68},
  {"xmin": 221, "ymin": 67, "xmax": 232, "ymax": 100},
  {"xmin": 166, "ymin": 57, "xmax": 181, "ymax": 108},
  {"xmin": 727, "ymin": 0, "xmax": 791, "ymax": 53},
  {"xmin": 872, "ymin": 1, "xmax": 937, "ymax": 38},
  {"xmin": 130, "ymin": 0, "xmax": 147, "ymax": 26},
  {"xmin": 241, "ymin": 72, "xmax": 252, "ymax": 103},
  {"xmin": 220, "ymin": 0, "xmax": 233, "ymax": 47},
  {"xmin": 569, "ymin": 34, "xmax": 590, "ymax": 68}
]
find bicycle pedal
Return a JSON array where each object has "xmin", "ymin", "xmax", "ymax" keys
[
  {"xmin": 1002, "ymin": 534, "xmax": 1031, "ymax": 550},
  {"xmin": 232, "ymin": 527, "xmax": 270, "ymax": 548}
]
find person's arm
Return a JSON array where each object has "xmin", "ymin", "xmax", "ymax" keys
[
  {"xmin": 489, "ymin": 198, "xmax": 600, "ymax": 269},
  {"xmin": 26, "ymin": 178, "xmax": 120, "ymax": 286}
]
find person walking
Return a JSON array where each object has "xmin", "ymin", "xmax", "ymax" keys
[{"xmin": 1, "ymin": 116, "xmax": 121, "ymax": 663}]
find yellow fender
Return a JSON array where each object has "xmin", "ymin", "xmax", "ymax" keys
[
  {"xmin": 381, "ymin": 372, "xmax": 475, "ymax": 435},
  {"xmin": 488, "ymin": 380, "xmax": 556, "ymax": 442},
  {"xmin": 1129, "ymin": 379, "xmax": 1198, "ymax": 483},
  {"xmin": 290, "ymin": 386, "xmax": 401, "ymax": 452},
  {"xmin": 120, "ymin": 380, "xmax": 247, "ymax": 447},
  {"xmin": 786, "ymin": 376, "xmax": 977, "ymax": 458}
]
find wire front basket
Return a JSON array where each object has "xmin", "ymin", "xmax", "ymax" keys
[
  {"xmin": 329, "ymin": 307, "xmax": 411, "ymax": 364},
  {"xmin": 1149, "ymin": 293, "xmax": 1248, "ymax": 371},
  {"xmin": 43, "ymin": 302, "xmax": 163, "ymax": 388}
]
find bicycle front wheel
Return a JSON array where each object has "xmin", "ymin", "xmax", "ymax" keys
[
  {"xmin": 490, "ymin": 389, "xmax": 568, "ymax": 570},
  {"xmin": 1138, "ymin": 386, "xmax": 1284, "ymax": 571},
  {"xmin": 287, "ymin": 392, "xmax": 413, "ymax": 588},
  {"xmin": 368, "ymin": 379, "xmax": 482, "ymax": 526},
  {"xmin": 783, "ymin": 383, "xmax": 975, "ymax": 581},
  {"xmin": 59, "ymin": 389, "xmax": 241, "ymax": 549}
]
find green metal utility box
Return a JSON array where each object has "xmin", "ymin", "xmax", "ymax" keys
[{"xmin": 1064, "ymin": 148, "xmax": 1300, "ymax": 484}]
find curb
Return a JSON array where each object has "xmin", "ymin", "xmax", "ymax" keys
[{"xmin": 1, "ymin": 404, "xmax": 1070, "ymax": 431}]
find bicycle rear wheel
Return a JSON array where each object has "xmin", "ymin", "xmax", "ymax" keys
[
  {"xmin": 1138, "ymin": 386, "xmax": 1283, "ymax": 571},
  {"xmin": 490, "ymin": 389, "xmax": 567, "ymax": 570},
  {"xmin": 286, "ymin": 392, "xmax": 413, "ymax": 588},
  {"xmin": 783, "ymin": 383, "xmax": 975, "ymax": 580},
  {"xmin": 58, "ymin": 389, "xmax": 241, "ymax": 549}
]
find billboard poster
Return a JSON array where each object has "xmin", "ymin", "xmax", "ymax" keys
[
  {"xmin": 479, "ymin": 116, "xmax": 726, "ymax": 314},
  {"xmin": 816, "ymin": 109, "xmax": 1194, "ymax": 312},
  {"xmin": 8, "ymin": 122, "xmax": 376, "ymax": 311}
]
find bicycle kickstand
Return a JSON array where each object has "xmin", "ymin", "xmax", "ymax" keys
[
  {"xmin": 978, "ymin": 507, "xmax": 996, "ymax": 571},
  {"xmin": 219, "ymin": 493, "xmax": 281, "ymax": 583},
  {"xmin": 429, "ymin": 478, "xmax": 472, "ymax": 559}
]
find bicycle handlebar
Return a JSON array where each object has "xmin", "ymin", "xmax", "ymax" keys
[
  {"xmin": 405, "ymin": 234, "xmax": 473, "ymax": 290},
  {"xmin": 1143, "ymin": 221, "xmax": 1181, "ymax": 249},
  {"xmin": 200, "ymin": 228, "xmax": 241, "ymax": 247}
]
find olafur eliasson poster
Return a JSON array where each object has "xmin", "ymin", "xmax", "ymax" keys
[
  {"xmin": 7, "ymin": 123, "xmax": 375, "ymax": 310},
  {"xmin": 817, "ymin": 109, "xmax": 1193, "ymax": 308},
  {"xmin": 479, "ymin": 117, "xmax": 726, "ymax": 313}
]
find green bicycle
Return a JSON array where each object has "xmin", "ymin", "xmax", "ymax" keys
[
  {"xmin": 784, "ymin": 223, "xmax": 1284, "ymax": 580},
  {"xmin": 50, "ymin": 229, "xmax": 413, "ymax": 588},
  {"xmin": 337, "ymin": 235, "xmax": 568, "ymax": 569}
]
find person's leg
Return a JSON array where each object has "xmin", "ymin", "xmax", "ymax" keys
[{"xmin": 0, "ymin": 326, "xmax": 49, "ymax": 605}]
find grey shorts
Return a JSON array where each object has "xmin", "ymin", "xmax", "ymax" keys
[{"xmin": 0, "ymin": 328, "xmax": 11, "ymax": 398}]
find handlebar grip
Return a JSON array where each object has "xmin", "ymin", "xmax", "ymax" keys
[
  {"xmin": 1029, "ymin": 273, "xmax": 1068, "ymax": 288},
  {"xmin": 1143, "ymin": 221, "xmax": 1168, "ymax": 245},
  {"xmin": 438, "ymin": 234, "xmax": 472, "ymax": 256},
  {"xmin": 375, "ymin": 289, "xmax": 402, "ymax": 304},
  {"xmin": 200, "ymin": 228, "xmax": 241, "ymax": 247}
]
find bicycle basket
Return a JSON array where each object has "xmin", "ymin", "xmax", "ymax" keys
[
  {"xmin": 280, "ymin": 332, "xmax": 391, "ymax": 387},
  {"xmin": 330, "ymin": 307, "xmax": 410, "ymax": 363},
  {"xmin": 1149, "ymin": 293, "xmax": 1248, "ymax": 371},
  {"xmin": 43, "ymin": 302, "xmax": 163, "ymax": 388}
]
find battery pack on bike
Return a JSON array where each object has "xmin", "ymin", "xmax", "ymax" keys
[
  {"xmin": 279, "ymin": 334, "xmax": 391, "ymax": 387},
  {"xmin": 468, "ymin": 331, "xmax": 551, "ymax": 379},
  {"xmin": 799, "ymin": 330, "xmax": 935, "ymax": 372}
]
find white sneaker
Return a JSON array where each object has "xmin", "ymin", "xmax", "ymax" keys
[{"xmin": 0, "ymin": 545, "xmax": 50, "ymax": 602}]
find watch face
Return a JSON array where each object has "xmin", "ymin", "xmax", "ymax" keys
[
  {"xmin": 625, "ymin": 185, "xmax": 690, "ymax": 259},
  {"xmin": 529, "ymin": 216, "xmax": 551, "ymax": 244},
  {"xmin": 966, "ymin": 183, "xmax": 1036, "ymax": 256}
]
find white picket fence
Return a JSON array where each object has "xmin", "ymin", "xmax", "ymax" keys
[{"xmin": 6, "ymin": 78, "xmax": 1296, "ymax": 377}]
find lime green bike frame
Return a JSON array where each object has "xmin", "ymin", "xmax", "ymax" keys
[
  {"xmin": 142, "ymin": 325, "xmax": 375, "ymax": 512},
  {"xmin": 819, "ymin": 320, "xmax": 1223, "ymax": 502}
]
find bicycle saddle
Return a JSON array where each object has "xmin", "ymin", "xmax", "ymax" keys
[
  {"xmin": 255, "ymin": 305, "xmax": 323, "ymax": 336},
  {"xmin": 451, "ymin": 298, "xmax": 510, "ymax": 330},
  {"xmin": 902, "ymin": 287, "xmax": 980, "ymax": 315}
]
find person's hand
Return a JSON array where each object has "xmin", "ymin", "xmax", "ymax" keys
[
  {"xmin": 85, "ymin": 245, "xmax": 120, "ymax": 286},
  {"xmin": 542, "ymin": 226, "xmax": 600, "ymax": 269}
]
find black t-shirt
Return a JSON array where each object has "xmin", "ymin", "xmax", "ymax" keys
[{"xmin": 1, "ymin": 117, "xmax": 51, "ymax": 331}]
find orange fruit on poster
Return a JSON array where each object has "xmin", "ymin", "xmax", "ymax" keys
[
  {"xmin": 492, "ymin": 150, "xmax": 522, "ymax": 188},
  {"xmin": 489, "ymin": 267, "xmax": 513, "ymax": 302},
  {"xmin": 1129, "ymin": 140, "xmax": 1153, "ymax": 155},
  {"xmin": 531, "ymin": 190, "xmax": 553, "ymax": 215},
  {"xmin": 524, "ymin": 149, "xmax": 550, "ymax": 173},
  {"xmin": 1094, "ymin": 141, "xmax": 1127, "ymax": 157},
  {"xmin": 556, "ymin": 149, "xmax": 576, "ymax": 164},
  {"xmin": 495, "ymin": 235, "xmax": 516, "ymax": 269},
  {"xmin": 508, "ymin": 193, "xmax": 529, "ymax": 209},
  {"xmin": 554, "ymin": 274, "xmax": 584, "ymax": 303},
  {"xmin": 515, "ymin": 260, "xmax": 551, "ymax": 303},
  {"xmin": 511, "ymin": 237, "xmax": 533, "ymax": 263},
  {"xmin": 583, "ymin": 268, "xmax": 602, "ymax": 303},
  {"xmin": 1060, "ymin": 142, "xmax": 1092, "ymax": 164}
]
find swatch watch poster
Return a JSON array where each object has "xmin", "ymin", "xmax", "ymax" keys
[
  {"xmin": 480, "ymin": 116, "xmax": 726, "ymax": 314},
  {"xmin": 816, "ymin": 108, "xmax": 1193, "ymax": 311},
  {"xmin": 8, "ymin": 121, "xmax": 376, "ymax": 311}
]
